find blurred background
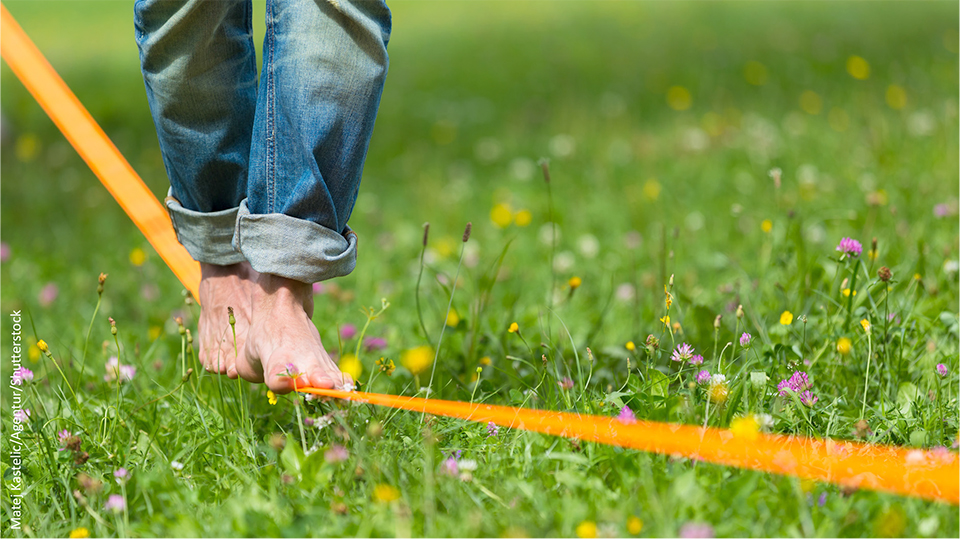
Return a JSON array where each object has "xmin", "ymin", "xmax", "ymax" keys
[{"xmin": 1, "ymin": 0, "xmax": 957, "ymax": 349}]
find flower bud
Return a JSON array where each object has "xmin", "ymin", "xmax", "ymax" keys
[
  {"xmin": 714, "ymin": 315, "xmax": 722, "ymax": 329},
  {"xmin": 736, "ymin": 304, "xmax": 744, "ymax": 319},
  {"xmin": 109, "ymin": 317, "xmax": 117, "ymax": 336},
  {"xmin": 227, "ymin": 307, "xmax": 236, "ymax": 326},
  {"xmin": 37, "ymin": 339, "xmax": 49, "ymax": 353},
  {"xmin": 878, "ymin": 266, "xmax": 892, "ymax": 282}
]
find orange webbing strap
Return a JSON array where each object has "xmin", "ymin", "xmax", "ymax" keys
[
  {"xmin": 0, "ymin": 3, "xmax": 201, "ymax": 299},
  {"xmin": 301, "ymin": 386, "xmax": 959, "ymax": 504}
]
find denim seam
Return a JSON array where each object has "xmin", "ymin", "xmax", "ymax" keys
[{"xmin": 266, "ymin": 0, "xmax": 277, "ymax": 214}]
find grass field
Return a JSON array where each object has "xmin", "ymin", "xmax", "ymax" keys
[{"xmin": 1, "ymin": 1, "xmax": 958, "ymax": 537}]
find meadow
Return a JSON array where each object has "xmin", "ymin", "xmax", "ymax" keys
[{"xmin": 1, "ymin": 0, "xmax": 958, "ymax": 537}]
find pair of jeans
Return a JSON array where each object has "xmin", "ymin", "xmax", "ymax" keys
[{"xmin": 134, "ymin": 0, "xmax": 391, "ymax": 283}]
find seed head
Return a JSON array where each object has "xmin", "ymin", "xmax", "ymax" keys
[
  {"xmin": 538, "ymin": 158, "xmax": 551, "ymax": 184},
  {"xmin": 462, "ymin": 222, "xmax": 472, "ymax": 243},
  {"xmin": 97, "ymin": 273, "xmax": 107, "ymax": 295},
  {"xmin": 878, "ymin": 266, "xmax": 892, "ymax": 282},
  {"xmin": 422, "ymin": 222, "xmax": 430, "ymax": 246}
]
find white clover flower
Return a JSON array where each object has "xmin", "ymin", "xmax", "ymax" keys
[{"xmin": 170, "ymin": 461, "xmax": 184, "ymax": 472}]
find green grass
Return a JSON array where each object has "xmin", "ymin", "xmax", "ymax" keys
[{"xmin": 1, "ymin": 0, "xmax": 958, "ymax": 537}]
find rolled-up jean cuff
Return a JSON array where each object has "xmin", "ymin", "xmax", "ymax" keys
[
  {"xmin": 232, "ymin": 199, "xmax": 358, "ymax": 283},
  {"xmin": 164, "ymin": 190, "xmax": 247, "ymax": 266}
]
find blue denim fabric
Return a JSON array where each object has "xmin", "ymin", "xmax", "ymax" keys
[{"xmin": 135, "ymin": 0, "xmax": 390, "ymax": 282}]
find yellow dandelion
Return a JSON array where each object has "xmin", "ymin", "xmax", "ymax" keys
[
  {"xmin": 569, "ymin": 276, "xmax": 582, "ymax": 290},
  {"xmin": 761, "ymin": 219, "xmax": 773, "ymax": 233},
  {"xmin": 846, "ymin": 55, "xmax": 870, "ymax": 80},
  {"xmin": 799, "ymin": 90, "xmax": 823, "ymax": 115},
  {"xmin": 837, "ymin": 337, "xmax": 852, "ymax": 356},
  {"xmin": 666, "ymin": 86, "xmax": 692, "ymax": 111},
  {"xmin": 69, "ymin": 527, "xmax": 90, "ymax": 538},
  {"xmin": 730, "ymin": 415, "xmax": 760, "ymax": 440},
  {"xmin": 508, "ymin": 322, "xmax": 519, "ymax": 333},
  {"xmin": 514, "ymin": 209, "xmax": 532, "ymax": 227},
  {"xmin": 401, "ymin": 345, "xmax": 434, "ymax": 376},
  {"xmin": 339, "ymin": 353, "xmax": 363, "ymax": 380},
  {"xmin": 373, "ymin": 484, "xmax": 400, "ymax": 503},
  {"xmin": 479, "ymin": 356, "xmax": 492, "ymax": 366},
  {"xmin": 643, "ymin": 178, "xmax": 661, "ymax": 200},
  {"xmin": 490, "ymin": 203, "xmax": 513, "ymax": 228},
  {"xmin": 627, "ymin": 516, "xmax": 644, "ymax": 535},
  {"xmin": 37, "ymin": 339, "xmax": 49, "ymax": 353},
  {"xmin": 625, "ymin": 341, "xmax": 636, "ymax": 352},
  {"xmin": 780, "ymin": 311, "xmax": 794, "ymax": 325},
  {"xmin": 446, "ymin": 308, "xmax": 460, "ymax": 327},
  {"xmin": 576, "ymin": 520, "xmax": 598, "ymax": 539},
  {"xmin": 129, "ymin": 247, "xmax": 147, "ymax": 267},
  {"xmin": 860, "ymin": 319, "xmax": 871, "ymax": 334},
  {"xmin": 267, "ymin": 390, "xmax": 277, "ymax": 405},
  {"xmin": 885, "ymin": 85, "xmax": 907, "ymax": 110}
]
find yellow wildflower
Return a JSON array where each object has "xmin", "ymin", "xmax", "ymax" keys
[
  {"xmin": 842, "ymin": 288, "xmax": 857, "ymax": 297},
  {"xmin": 446, "ymin": 308, "xmax": 460, "ymax": 327},
  {"xmin": 479, "ymin": 356, "xmax": 492, "ymax": 366},
  {"xmin": 401, "ymin": 345, "xmax": 433, "ymax": 376},
  {"xmin": 672, "ymin": 321, "xmax": 682, "ymax": 334},
  {"xmin": 761, "ymin": 219, "xmax": 773, "ymax": 233},
  {"xmin": 780, "ymin": 311, "xmax": 793, "ymax": 325},
  {"xmin": 664, "ymin": 285, "xmax": 672, "ymax": 309},
  {"xmin": 643, "ymin": 179, "xmax": 661, "ymax": 200},
  {"xmin": 375, "ymin": 357, "xmax": 395, "ymax": 376},
  {"xmin": 28, "ymin": 344, "xmax": 40, "ymax": 362},
  {"xmin": 37, "ymin": 339, "xmax": 49, "ymax": 353},
  {"xmin": 627, "ymin": 516, "xmax": 644, "ymax": 535},
  {"xmin": 514, "ymin": 209, "xmax": 532, "ymax": 227},
  {"xmin": 69, "ymin": 527, "xmax": 90, "ymax": 538},
  {"xmin": 799, "ymin": 90, "xmax": 823, "ymax": 115},
  {"xmin": 129, "ymin": 247, "xmax": 146, "ymax": 267},
  {"xmin": 660, "ymin": 315, "xmax": 670, "ymax": 328},
  {"xmin": 339, "ymin": 354, "xmax": 362, "ymax": 380},
  {"xmin": 569, "ymin": 276, "xmax": 582, "ymax": 290},
  {"xmin": 373, "ymin": 484, "xmax": 400, "ymax": 503},
  {"xmin": 267, "ymin": 390, "xmax": 277, "ymax": 405},
  {"xmin": 885, "ymin": 85, "xmax": 907, "ymax": 110},
  {"xmin": 914, "ymin": 273, "xmax": 921, "ymax": 281},
  {"xmin": 508, "ymin": 322, "xmax": 519, "ymax": 333},
  {"xmin": 846, "ymin": 55, "xmax": 870, "ymax": 80},
  {"xmin": 837, "ymin": 337, "xmax": 852, "ymax": 356},
  {"xmin": 730, "ymin": 415, "xmax": 760, "ymax": 440},
  {"xmin": 490, "ymin": 203, "xmax": 513, "ymax": 228},
  {"xmin": 625, "ymin": 341, "xmax": 636, "ymax": 352},
  {"xmin": 666, "ymin": 86, "xmax": 692, "ymax": 111},
  {"xmin": 576, "ymin": 520, "xmax": 598, "ymax": 538},
  {"xmin": 860, "ymin": 319, "xmax": 871, "ymax": 334},
  {"xmin": 709, "ymin": 377, "xmax": 729, "ymax": 404}
]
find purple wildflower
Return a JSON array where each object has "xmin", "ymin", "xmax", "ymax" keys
[
  {"xmin": 38, "ymin": 283, "xmax": 59, "ymax": 307},
  {"xmin": 696, "ymin": 370, "xmax": 712, "ymax": 385},
  {"xmin": 671, "ymin": 343, "xmax": 694, "ymax": 362},
  {"xmin": 818, "ymin": 492, "xmax": 828, "ymax": 507},
  {"xmin": 934, "ymin": 203, "xmax": 951, "ymax": 218},
  {"xmin": 936, "ymin": 363, "xmax": 948, "ymax": 378},
  {"xmin": 114, "ymin": 468, "xmax": 130, "ymax": 482},
  {"xmin": 739, "ymin": 332, "xmax": 752, "ymax": 348},
  {"xmin": 340, "ymin": 324, "xmax": 357, "ymax": 340},
  {"xmin": 836, "ymin": 237, "xmax": 862, "ymax": 258},
  {"xmin": 778, "ymin": 371, "xmax": 812, "ymax": 397},
  {"xmin": 679, "ymin": 522, "xmax": 714, "ymax": 538},
  {"xmin": 0, "ymin": 242, "xmax": 9, "ymax": 263},
  {"xmin": 689, "ymin": 354, "xmax": 704, "ymax": 366},
  {"xmin": 104, "ymin": 494, "xmax": 125, "ymax": 513},
  {"xmin": 363, "ymin": 337, "xmax": 388, "ymax": 351},
  {"xmin": 312, "ymin": 282, "xmax": 326, "ymax": 295},
  {"xmin": 487, "ymin": 422, "xmax": 499, "ymax": 437},
  {"xmin": 104, "ymin": 357, "xmax": 136, "ymax": 383},
  {"xmin": 304, "ymin": 417, "xmax": 315, "ymax": 427},
  {"xmin": 617, "ymin": 405, "xmax": 637, "ymax": 424},
  {"xmin": 58, "ymin": 430, "xmax": 72, "ymax": 443},
  {"xmin": 799, "ymin": 391, "xmax": 819, "ymax": 407},
  {"xmin": 13, "ymin": 409, "xmax": 30, "ymax": 423},
  {"xmin": 12, "ymin": 367, "xmax": 33, "ymax": 385},
  {"xmin": 440, "ymin": 455, "xmax": 459, "ymax": 476},
  {"xmin": 558, "ymin": 377, "xmax": 574, "ymax": 390},
  {"xmin": 324, "ymin": 444, "xmax": 349, "ymax": 464}
]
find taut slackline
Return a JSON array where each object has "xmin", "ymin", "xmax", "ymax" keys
[{"xmin": 2, "ymin": 3, "xmax": 956, "ymax": 506}]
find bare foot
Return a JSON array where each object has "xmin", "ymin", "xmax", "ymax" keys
[
  {"xmin": 237, "ymin": 273, "xmax": 351, "ymax": 394},
  {"xmin": 197, "ymin": 262, "xmax": 257, "ymax": 377}
]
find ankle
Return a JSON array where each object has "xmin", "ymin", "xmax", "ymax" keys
[
  {"xmin": 200, "ymin": 262, "xmax": 250, "ymax": 279},
  {"xmin": 255, "ymin": 273, "xmax": 312, "ymax": 300}
]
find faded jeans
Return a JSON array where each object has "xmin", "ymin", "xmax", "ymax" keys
[{"xmin": 134, "ymin": 0, "xmax": 390, "ymax": 283}]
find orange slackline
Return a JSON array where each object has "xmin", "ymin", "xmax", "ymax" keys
[
  {"xmin": 302, "ymin": 386, "xmax": 959, "ymax": 505},
  {"xmin": 0, "ymin": 3, "xmax": 201, "ymax": 299},
  {"xmin": 2, "ymin": 3, "xmax": 957, "ymax": 507}
]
